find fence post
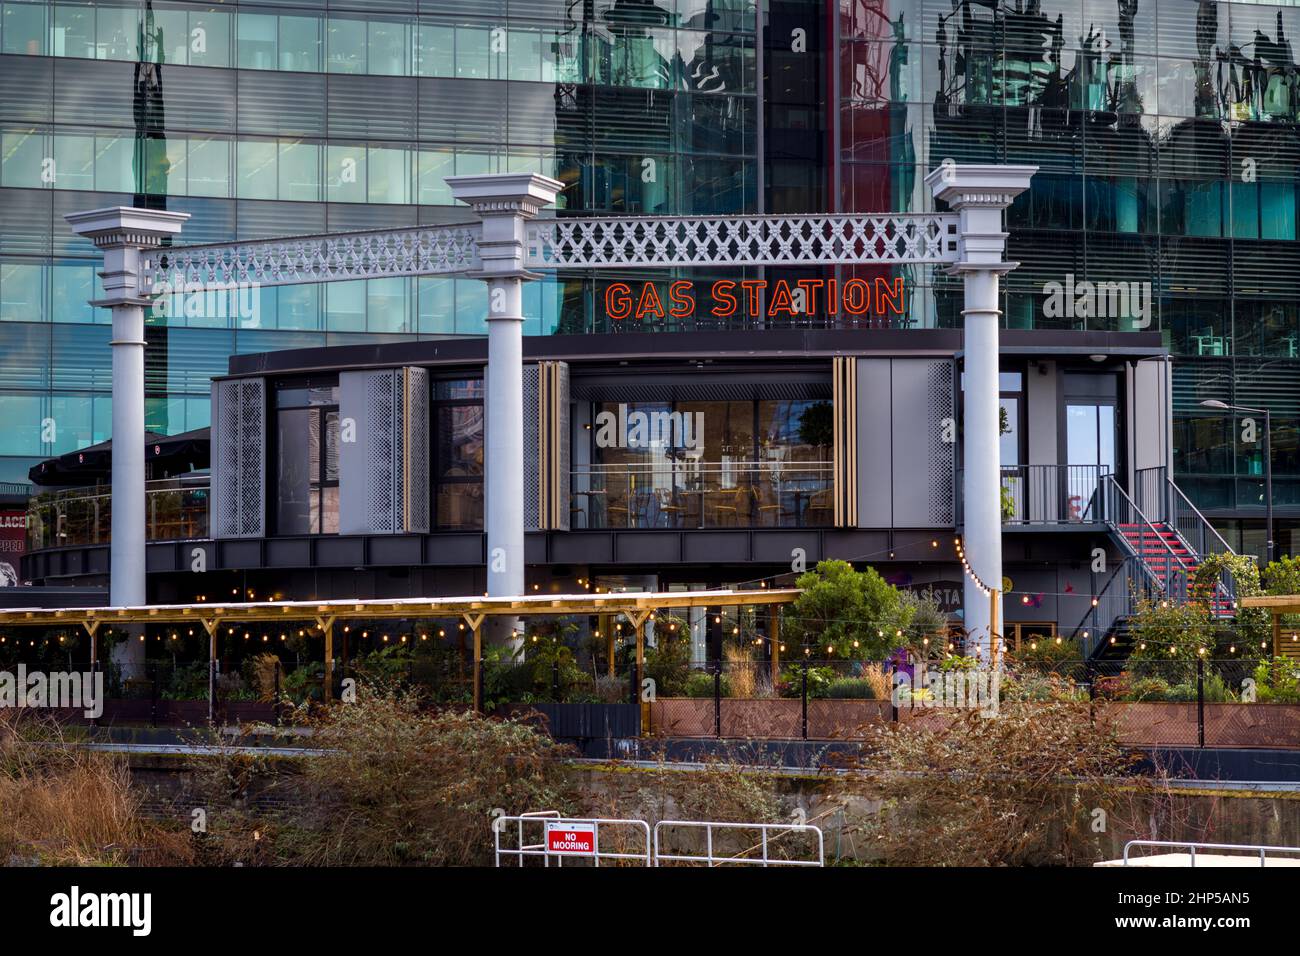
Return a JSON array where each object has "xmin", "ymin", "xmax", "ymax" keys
[
  {"xmin": 274, "ymin": 662, "xmax": 282, "ymax": 727},
  {"xmin": 1197, "ymin": 655, "xmax": 1205, "ymax": 748},
  {"xmin": 150, "ymin": 662, "xmax": 158, "ymax": 728},
  {"xmin": 713, "ymin": 657, "xmax": 721, "ymax": 738},
  {"xmin": 801, "ymin": 655, "xmax": 809, "ymax": 741},
  {"xmin": 1086, "ymin": 659, "xmax": 1096, "ymax": 729},
  {"xmin": 552, "ymin": 657, "xmax": 561, "ymax": 702}
]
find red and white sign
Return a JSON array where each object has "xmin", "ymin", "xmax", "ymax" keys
[{"xmin": 546, "ymin": 821, "xmax": 596, "ymax": 856}]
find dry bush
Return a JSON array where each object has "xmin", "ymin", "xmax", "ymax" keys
[
  {"xmin": 724, "ymin": 644, "xmax": 756, "ymax": 698},
  {"xmin": 858, "ymin": 662, "xmax": 891, "ymax": 700},
  {"xmin": 839, "ymin": 699, "xmax": 1163, "ymax": 866},
  {"xmin": 204, "ymin": 687, "xmax": 579, "ymax": 866},
  {"xmin": 0, "ymin": 713, "xmax": 192, "ymax": 866}
]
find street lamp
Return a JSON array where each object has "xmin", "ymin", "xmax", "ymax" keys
[{"xmin": 1200, "ymin": 399, "xmax": 1274, "ymax": 565}]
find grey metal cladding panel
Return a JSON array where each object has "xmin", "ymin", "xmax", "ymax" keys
[
  {"xmin": 856, "ymin": 358, "xmax": 893, "ymax": 529},
  {"xmin": 556, "ymin": 362, "xmax": 571, "ymax": 532},
  {"xmin": 1132, "ymin": 360, "xmax": 1168, "ymax": 472},
  {"xmin": 891, "ymin": 359, "xmax": 954, "ymax": 528},
  {"xmin": 405, "ymin": 367, "xmax": 431, "ymax": 533},
  {"xmin": 523, "ymin": 364, "xmax": 541, "ymax": 531},
  {"xmin": 340, "ymin": 370, "xmax": 398, "ymax": 536},
  {"xmin": 211, "ymin": 377, "xmax": 265, "ymax": 538}
]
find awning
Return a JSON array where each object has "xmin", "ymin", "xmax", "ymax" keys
[{"xmin": 28, "ymin": 427, "xmax": 210, "ymax": 487}]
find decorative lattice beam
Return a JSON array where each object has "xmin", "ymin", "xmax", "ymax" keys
[
  {"xmin": 137, "ymin": 212, "xmax": 960, "ymax": 295},
  {"xmin": 142, "ymin": 223, "xmax": 482, "ymax": 293},
  {"xmin": 525, "ymin": 214, "xmax": 960, "ymax": 270}
]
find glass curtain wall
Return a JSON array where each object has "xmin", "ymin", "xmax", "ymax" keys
[
  {"xmin": 838, "ymin": 0, "xmax": 1300, "ymax": 526},
  {"xmin": 0, "ymin": 0, "xmax": 758, "ymax": 483}
]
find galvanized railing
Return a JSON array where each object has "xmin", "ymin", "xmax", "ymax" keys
[
  {"xmin": 1122, "ymin": 840, "xmax": 1300, "ymax": 867},
  {"xmin": 27, "ymin": 475, "xmax": 210, "ymax": 549}
]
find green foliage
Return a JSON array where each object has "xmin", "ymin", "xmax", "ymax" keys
[
  {"xmin": 1192, "ymin": 552, "xmax": 1269, "ymax": 655},
  {"xmin": 898, "ymin": 588, "xmax": 951, "ymax": 659},
  {"xmin": 1014, "ymin": 634, "xmax": 1084, "ymax": 665},
  {"xmin": 777, "ymin": 664, "xmax": 836, "ymax": 698},
  {"xmin": 1253, "ymin": 657, "xmax": 1300, "ymax": 704},
  {"xmin": 682, "ymin": 670, "xmax": 727, "ymax": 698},
  {"xmin": 160, "ymin": 661, "xmax": 210, "ymax": 701},
  {"xmin": 783, "ymin": 560, "xmax": 911, "ymax": 659},
  {"xmin": 939, "ymin": 654, "xmax": 977, "ymax": 672},
  {"xmin": 481, "ymin": 641, "xmax": 593, "ymax": 708},
  {"xmin": 644, "ymin": 639, "xmax": 690, "ymax": 698},
  {"xmin": 825, "ymin": 677, "xmax": 876, "ymax": 699},
  {"xmin": 1000, "ymin": 483, "xmax": 1017, "ymax": 520},
  {"xmin": 1126, "ymin": 595, "xmax": 1215, "ymax": 663}
]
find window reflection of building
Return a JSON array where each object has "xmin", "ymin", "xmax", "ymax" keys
[
  {"xmin": 273, "ymin": 378, "xmax": 339, "ymax": 535},
  {"xmin": 433, "ymin": 379, "xmax": 484, "ymax": 531}
]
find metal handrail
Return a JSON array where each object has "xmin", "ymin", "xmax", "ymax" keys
[
  {"xmin": 1104, "ymin": 476, "xmax": 1192, "ymax": 582},
  {"xmin": 1168, "ymin": 477, "xmax": 1236, "ymax": 557},
  {"xmin": 1069, "ymin": 557, "xmax": 1146, "ymax": 657},
  {"xmin": 653, "ymin": 820, "xmax": 825, "ymax": 867},
  {"xmin": 1123, "ymin": 839, "xmax": 1300, "ymax": 867}
]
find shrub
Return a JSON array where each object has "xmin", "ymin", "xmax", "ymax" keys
[
  {"xmin": 683, "ymin": 670, "xmax": 728, "ymax": 698},
  {"xmin": 225, "ymin": 688, "xmax": 577, "ymax": 866},
  {"xmin": 784, "ymin": 560, "xmax": 912, "ymax": 659},
  {"xmin": 777, "ymin": 664, "xmax": 835, "ymax": 698},
  {"xmin": 0, "ymin": 714, "xmax": 192, "ymax": 865},
  {"xmin": 1254, "ymin": 658, "xmax": 1300, "ymax": 703},
  {"xmin": 825, "ymin": 677, "xmax": 876, "ymax": 699},
  {"xmin": 644, "ymin": 640, "xmax": 690, "ymax": 698},
  {"xmin": 843, "ymin": 700, "xmax": 1146, "ymax": 865}
]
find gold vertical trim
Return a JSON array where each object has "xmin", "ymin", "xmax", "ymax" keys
[
  {"xmin": 845, "ymin": 357, "xmax": 856, "ymax": 527},
  {"xmin": 832, "ymin": 357, "xmax": 842, "ymax": 526}
]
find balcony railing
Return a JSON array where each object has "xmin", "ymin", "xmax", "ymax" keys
[
  {"xmin": 570, "ymin": 462, "xmax": 834, "ymax": 529},
  {"xmin": 27, "ymin": 476, "xmax": 210, "ymax": 550},
  {"xmin": 957, "ymin": 465, "xmax": 1111, "ymax": 526}
]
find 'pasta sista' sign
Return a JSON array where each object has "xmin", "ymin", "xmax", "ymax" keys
[{"xmin": 604, "ymin": 277, "xmax": 907, "ymax": 320}]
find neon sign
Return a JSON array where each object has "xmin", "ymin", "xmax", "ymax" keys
[{"xmin": 604, "ymin": 277, "xmax": 907, "ymax": 321}]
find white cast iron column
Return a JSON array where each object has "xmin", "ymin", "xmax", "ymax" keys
[
  {"xmin": 447, "ymin": 174, "xmax": 562, "ymax": 640},
  {"xmin": 925, "ymin": 165, "xmax": 1036, "ymax": 659},
  {"xmin": 65, "ymin": 208, "xmax": 189, "ymax": 615}
]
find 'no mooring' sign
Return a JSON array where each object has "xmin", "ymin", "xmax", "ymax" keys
[{"xmin": 546, "ymin": 821, "xmax": 596, "ymax": 856}]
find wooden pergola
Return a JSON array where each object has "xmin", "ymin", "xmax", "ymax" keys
[
  {"xmin": 1239, "ymin": 595, "xmax": 1300, "ymax": 661},
  {"xmin": 0, "ymin": 589, "xmax": 799, "ymax": 721}
]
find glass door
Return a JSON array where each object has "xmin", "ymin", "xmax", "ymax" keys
[{"xmin": 1065, "ymin": 403, "xmax": 1116, "ymax": 521}]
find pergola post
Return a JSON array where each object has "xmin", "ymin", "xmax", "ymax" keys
[
  {"xmin": 926, "ymin": 165, "xmax": 1036, "ymax": 660},
  {"xmin": 627, "ymin": 610, "xmax": 651, "ymax": 733},
  {"xmin": 769, "ymin": 606, "xmax": 781, "ymax": 685},
  {"xmin": 202, "ymin": 618, "xmax": 218, "ymax": 726},
  {"xmin": 446, "ymin": 174, "xmax": 562, "ymax": 646},
  {"xmin": 317, "ymin": 615, "xmax": 336, "ymax": 702},
  {"xmin": 464, "ymin": 613, "xmax": 486, "ymax": 712}
]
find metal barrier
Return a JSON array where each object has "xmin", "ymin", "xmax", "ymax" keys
[
  {"xmin": 653, "ymin": 820, "xmax": 825, "ymax": 867},
  {"xmin": 1122, "ymin": 840, "xmax": 1300, "ymax": 867},
  {"xmin": 494, "ymin": 814, "xmax": 652, "ymax": 867}
]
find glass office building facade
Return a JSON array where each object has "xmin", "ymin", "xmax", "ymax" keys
[{"xmin": 0, "ymin": 0, "xmax": 1296, "ymax": 555}]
